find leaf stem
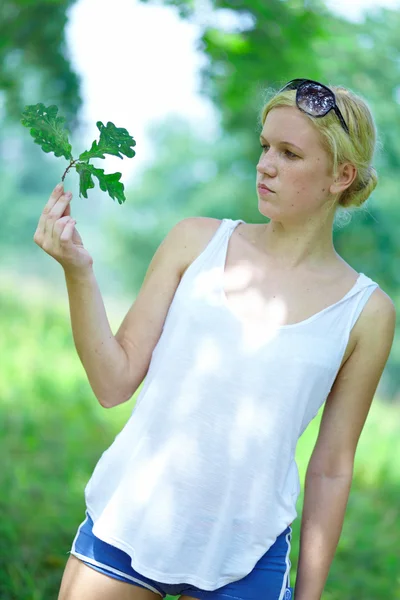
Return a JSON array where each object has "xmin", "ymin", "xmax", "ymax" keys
[{"xmin": 62, "ymin": 159, "xmax": 78, "ymax": 181}]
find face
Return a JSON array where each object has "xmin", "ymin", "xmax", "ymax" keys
[{"xmin": 256, "ymin": 105, "xmax": 344, "ymax": 222}]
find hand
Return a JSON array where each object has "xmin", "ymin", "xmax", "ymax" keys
[{"xmin": 33, "ymin": 183, "xmax": 94, "ymax": 275}]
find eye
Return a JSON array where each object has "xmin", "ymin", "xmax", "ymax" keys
[{"xmin": 259, "ymin": 143, "xmax": 298, "ymax": 159}]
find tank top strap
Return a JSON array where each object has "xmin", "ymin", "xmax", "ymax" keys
[
  {"xmin": 193, "ymin": 218, "xmax": 245, "ymax": 272},
  {"xmin": 216, "ymin": 218, "xmax": 246, "ymax": 267},
  {"xmin": 346, "ymin": 273, "xmax": 379, "ymax": 330}
]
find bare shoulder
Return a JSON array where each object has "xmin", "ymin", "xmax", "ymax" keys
[
  {"xmin": 173, "ymin": 216, "xmax": 222, "ymax": 241},
  {"xmin": 357, "ymin": 286, "xmax": 396, "ymax": 329},
  {"xmin": 355, "ymin": 285, "xmax": 396, "ymax": 348},
  {"xmin": 171, "ymin": 216, "xmax": 223, "ymax": 273}
]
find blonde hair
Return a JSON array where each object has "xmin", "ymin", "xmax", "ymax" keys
[{"xmin": 258, "ymin": 82, "xmax": 380, "ymax": 210}]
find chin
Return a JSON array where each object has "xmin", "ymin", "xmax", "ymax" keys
[{"xmin": 258, "ymin": 199, "xmax": 279, "ymax": 220}]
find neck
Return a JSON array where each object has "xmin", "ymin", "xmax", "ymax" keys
[{"xmin": 258, "ymin": 213, "xmax": 339, "ymax": 271}]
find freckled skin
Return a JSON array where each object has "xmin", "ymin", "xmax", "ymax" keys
[{"xmin": 256, "ymin": 106, "xmax": 356, "ymax": 224}]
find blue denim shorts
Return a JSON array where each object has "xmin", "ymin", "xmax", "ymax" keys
[{"xmin": 69, "ymin": 510, "xmax": 294, "ymax": 600}]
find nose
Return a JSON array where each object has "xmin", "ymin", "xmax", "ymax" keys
[{"xmin": 256, "ymin": 150, "xmax": 277, "ymax": 177}]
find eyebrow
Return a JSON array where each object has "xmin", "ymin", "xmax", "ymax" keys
[{"xmin": 259, "ymin": 135, "xmax": 303, "ymax": 153}]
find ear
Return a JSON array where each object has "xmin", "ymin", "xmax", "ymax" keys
[{"xmin": 330, "ymin": 162, "xmax": 357, "ymax": 195}]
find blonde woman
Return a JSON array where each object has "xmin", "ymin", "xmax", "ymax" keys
[{"xmin": 35, "ymin": 78, "xmax": 396, "ymax": 600}]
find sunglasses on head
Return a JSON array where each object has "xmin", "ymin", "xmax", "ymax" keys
[{"xmin": 277, "ymin": 78, "xmax": 350, "ymax": 135}]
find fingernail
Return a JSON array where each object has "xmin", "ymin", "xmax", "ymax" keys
[
  {"xmin": 56, "ymin": 183, "xmax": 63, "ymax": 191},
  {"xmin": 66, "ymin": 192, "xmax": 72, "ymax": 199}
]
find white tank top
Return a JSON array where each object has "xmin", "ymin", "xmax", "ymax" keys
[{"xmin": 84, "ymin": 218, "xmax": 379, "ymax": 590}]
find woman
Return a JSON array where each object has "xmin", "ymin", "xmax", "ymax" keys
[{"xmin": 34, "ymin": 79, "xmax": 396, "ymax": 600}]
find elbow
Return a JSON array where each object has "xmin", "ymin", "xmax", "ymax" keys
[
  {"xmin": 307, "ymin": 456, "xmax": 355, "ymax": 479},
  {"xmin": 97, "ymin": 395, "xmax": 115, "ymax": 409},
  {"xmin": 97, "ymin": 396, "xmax": 126, "ymax": 409},
  {"xmin": 98, "ymin": 397, "xmax": 114, "ymax": 409},
  {"xmin": 97, "ymin": 388, "xmax": 134, "ymax": 409}
]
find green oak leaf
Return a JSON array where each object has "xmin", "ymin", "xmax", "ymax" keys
[
  {"xmin": 75, "ymin": 162, "xmax": 95, "ymax": 198},
  {"xmin": 21, "ymin": 103, "xmax": 136, "ymax": 203},
  {"xmin": 21, "ymin": 103, "xmax": 73, "ymax": 160},
  {"xmin": 76, "ymin": 162, "xmax": 126, "ymax": 204},
  {"xmin": 78, "ymin": 121, "xmax": 136, "ymax": 161}
]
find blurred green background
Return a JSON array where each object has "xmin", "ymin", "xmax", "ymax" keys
[{"xmin": 1, "ymin": 0, "xmax": 400, "ymax": 598}]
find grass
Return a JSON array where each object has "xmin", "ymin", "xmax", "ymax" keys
[{"xmin": 1, "ymin": 273, "xmax": 399, "ymax": 599}]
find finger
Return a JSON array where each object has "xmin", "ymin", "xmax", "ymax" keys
[
  {"xmin": 44, "ymin": 183, "xmax": 65, "ymax": 213},
  {"xmin": 52, "ymin": 215, "xmax": 72, "ymax": 238},
  {"xmin": 59, "ymin": 218, "xmax": 77, "ymax": 244},
  {"xmin": 38, "ymin": 216, "xmax": 71, "ymax": 254},
  {"xmin": 49, "ymin": 191, "xmax": 72, "ymax": 220},
  {"xmin": 36, "ymin": 185, "xmax": 68, "ymax": 238},
  {"xmin": 43, "ymin": 192, "xmax": 73, "ymax": 237},
  {"xmin": 51, "ymin": 217, "xmax": 74, "ymax": 251},
  {"xmin": 63, "ymin": 202, "xmax": 71, "ymax": 217},
  {"xmin": 57, "ymin": 197, "xmax": 72, "ymax": 219}
]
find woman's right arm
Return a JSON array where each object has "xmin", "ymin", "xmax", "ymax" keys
[
  {"xmin": 63, "ymin": 218, "xmax": 193, "ymax": 408},
  {"xmin": 35, "ymin": 184, "xmax": 216, "ymax": 408}
]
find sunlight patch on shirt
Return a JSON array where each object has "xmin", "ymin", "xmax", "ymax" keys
[
  {"xmin": 238, "ymin": 295, "xmax": 288, "ymax": 352},
  {"xmin": 229, "ymin": 395, "xmax": 275, "ymax": 463},
  {"xmin": 192, "ymin": 267, "xmax": 222, "ymax": 303},
  {"xmin": 144, "ymin": 483, "xmax": 175, "ymax": 538},
  {"xmin": 193, "ymin": 335, "xmax": 222, "ymax": 373},
  {"xmin": 172, "ymin": 376, "xmax": 202, "ymax": 418}
]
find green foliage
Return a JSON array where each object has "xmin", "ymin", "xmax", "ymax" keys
[
  {"xmin": 0, "ymin": 119, "xmax": 64, "ymax": 260},
  {"xmin": 75, "ymin": 163, "xmax": 126, "ymax": 204},
  {"xmin": 20, "ymin": 103, "xmax": 72, "ymax": 161},
  {"xmin": 21, "ymin": 104, "xmax": 137, "ymax": 204},
  {"xmin": 167, "ymin": 0, "xmax": 328, "ymax": 134},
  {"xmin": 79, "ymin": 121, "xmax": 137, "ymax": 161},
  {"xmin": 0, "ymin": 0, "xmax": 81, "ymax": 124}
]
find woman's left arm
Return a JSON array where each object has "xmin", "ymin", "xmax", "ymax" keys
[{"xmin": 294, "ymin": 288, "xmax": 396, "ymax": 600}]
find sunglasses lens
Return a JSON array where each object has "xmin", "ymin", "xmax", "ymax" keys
[{"xmin": 297, "ymin": 82, "xmax": 334, "ymax": 116}]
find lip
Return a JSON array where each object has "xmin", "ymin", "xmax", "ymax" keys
[{"xmin": 257, "ymin": 184, "xmax": 275, "ymax": 193}]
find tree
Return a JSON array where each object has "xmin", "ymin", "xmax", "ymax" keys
[{"xmin": 0, "ymin": 0, "xmax": 81, "ymax": 124}]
